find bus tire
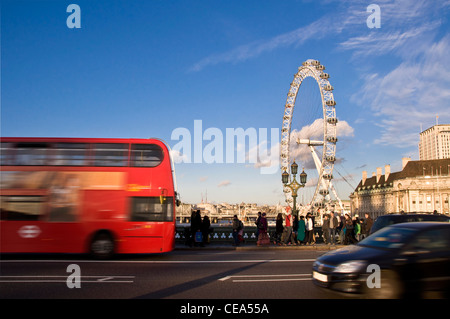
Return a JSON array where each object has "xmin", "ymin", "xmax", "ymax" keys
[{"xmin": 90, "ymin": 232, "xmax": 115, "ymax": 259}]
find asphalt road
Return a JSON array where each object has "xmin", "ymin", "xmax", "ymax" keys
[{"xmin": 0, "ymin": 248, "xmax": 342, "ymax": 300}]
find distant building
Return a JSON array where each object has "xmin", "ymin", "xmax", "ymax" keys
[
  {"xmin": 350, "ymin": 158, "xmax": 450, "ymax": 219},
  {"xmin": 419, "ymin": 124, "xmax": 450, "ymax": 160}
]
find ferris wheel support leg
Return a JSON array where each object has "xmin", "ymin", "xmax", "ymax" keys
[
  {"xmin": 309, "ymin": 146, "xmax": 330, "ymax": 190},
  {"xmin": 309, "ymin": 145, "xmax": 332, "ymax": 203},
  {"xmin": 309, "ymin": 145, "xmax": 322, "ymax": 175},
  {"xmin": 329, "ymin": 181, "xmax": 344, "ymax": 211}
]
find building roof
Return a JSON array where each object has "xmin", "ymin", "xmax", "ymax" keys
[{"xmin": 355, "ymin": 159, "xmax": 450, "ymax": 191}]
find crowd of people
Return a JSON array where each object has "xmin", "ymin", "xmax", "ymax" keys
[
  {"xmin": 185, "ymin": 210, "xmax": 212, "ymax": 247},
  {"xmin": 321, "ymin": 212, "xmax": 374, "ymax": 245},
  {"xmin": 185, "ymin": 208, "xmax": 374, "ymax": 247}
]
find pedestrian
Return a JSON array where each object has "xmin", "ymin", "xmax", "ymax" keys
[
  {"xmin": 329, "ymin": 211, "xmax": 338, "ymax": 245},
  {"xmin": 255, "ymin": 212, "xmax": 262, "ymax": 239},
  {"xmin": 344, "ymin": 214, "xmax": 356, "ymax": 245},
  {"xmin": 257, "ymin": 213, "xmax": 270, "ymax": 246},
  {"xmin": 201, "ymin": 215, "xmax": 211, "ymax": 247},
  {"xmin": 297, "ymin": 215, "xmax": 306, "ymax": 244},
  {"xmin": 292, "ymin": 215, "xmax": 299, "ymax": 245},
  {"xmin": 322, "ymin": 214, "xmax": 330, "ymax": 244},
  {"xmin": 283, "ymin": 208, "xmax": 295, "ymax": 245},
  {"xmin": 191, "ymin": 210, "xmax": 202, "ymax": 247},
  {"xmin": 238, "ymin": 219, "xmax": 245, "ymax": 244},
  {"xmin": 339, "ymin": 213, "xmax": 345, "ymax": 244},
  {"xmin": 275, "ymin": 213, "xmax": 284, "ymax": 245},
  {"xmin": 311, "ymin": 213, "xmax": 316, "ymax": 244},
  {"xmin": 232, "ymin": 215, "xmax": 243, "ymax": 246},
  {"xmin": 354, "ymin": 216, "xmax": 361, "ymax": 242},
  {"xmin": 305, "ymin": 213, "xmax": 314, "ymax": 245},
  {"xmin": 361, "ymin": 213, "xmax": 373, "ymax": 239}
]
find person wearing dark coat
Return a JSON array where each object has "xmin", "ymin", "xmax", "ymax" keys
[
  {"xmin": 201, "ymin": 215, "xmax": 211, "ymax": 246},
  {"xmin": 329, "ymin": 211, "xmax": 339, "ymax": 245},
  {"xmin": 275, "ymin": 213, "xmax": 284, "ymax": 245},
  {"xmin": 362, "ymin": 213, "xmax": 374, "ymax": 239},
  {"xmin": 190, "ymin": 210, "xmax": 202, "ymax": 246}
]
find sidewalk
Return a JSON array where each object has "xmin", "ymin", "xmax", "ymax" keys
[{"xmin": 175, "ymin": 242, "xmax": 346, "ymax": 251}]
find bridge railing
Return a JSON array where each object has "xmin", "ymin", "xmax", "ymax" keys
[{"xmin": 175, "ymin": 226, "xmax": 326, "ymax": 244}]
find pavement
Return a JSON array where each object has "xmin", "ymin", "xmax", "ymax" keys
[{"xmin": 175, "ymin": 242, "xmax": 346, "ymax": 250}]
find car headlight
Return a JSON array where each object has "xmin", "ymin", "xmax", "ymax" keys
[{"xmin": 333, "ymin": 260, "xmax": 367, "ymax": 273}]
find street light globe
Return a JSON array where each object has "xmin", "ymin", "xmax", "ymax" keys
[
  {"xmin": 300, "ymin": 169, "xmax": 307, "ymax": 185},
  {"xmin": 282, "ymin": 170, "xmax": 289, "ymax": 184},
  {"xmin": 291, "ymin": 161, "xmax": 298, "ymax": 175}
]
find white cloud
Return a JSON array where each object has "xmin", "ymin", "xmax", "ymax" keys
[
  {"xmin": 188, "ymin": 15, "xmax": 335, "ymax": 72},
  {"xmin": 287, "ymin": 119, "xmax": 354, "ymax": 170},
  {"xmin": 339, "ymin": 21, "xmax": 441, "ymax": 58},
  {"xmin": 188, "ymin": 1, "xmax": 449, "ymax": 72},
  {"xmin": 217, "ymin": 180, "xmax": 231, "ymax": 187},
  {"xmin": 354, "ymin": 34, "xmax": 450, "ymax": 147},
  {"xmin": 170, "ymin": 149, "xmax": 189, "ymax": 164}
]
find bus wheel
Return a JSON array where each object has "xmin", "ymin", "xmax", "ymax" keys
[{"xmin": 90, "ymin": 232, "xmax": 115, "ymax": 259}]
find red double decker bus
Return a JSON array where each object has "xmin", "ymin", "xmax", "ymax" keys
[{"xmin": 0, "ymin": 137, "xmax": 179, "ymax": 258}]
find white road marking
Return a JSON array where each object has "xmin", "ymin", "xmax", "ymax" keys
[
  {"xmin": 219, "ymin": 273, "xmax": 312, "ymax": 283},
  {"xmin": 1, "ymin": 259, "xmax": 315, "ymax": 264},
  {"xmin": 0, "ymin": 275, "xmax": 135, "ymax": 284}
]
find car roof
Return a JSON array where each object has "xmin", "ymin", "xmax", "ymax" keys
[
  {"xmin": 379, "ymin": 213, "xmax": 447, "ymax": 217},
  {"xmin": 390, "ymin": 221, "xmax": 450, "ymax": 230}
]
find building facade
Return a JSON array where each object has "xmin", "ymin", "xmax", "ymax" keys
[
  {"xmin": 419, "ymin": 124, "xmax": 450, "ymax": 160},
  {"xmin": 350, "ymin": 158, "xmax": 450, "ymax": 219}
]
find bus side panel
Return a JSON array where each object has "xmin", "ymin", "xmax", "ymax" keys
[
  {"xmin": 0, "ymin": 221, "xmax": 47, "ymax": 253},
  {"xmin": 115, "ymin": 222, "xmax": 172, "ymax": 254},
  {"xmin": 117, "ymin": 237, "xmax": 164, "ymax": 254},
  {"xmin": 163, "ymin": 223, "xmax": 176, "ymax": 252}
]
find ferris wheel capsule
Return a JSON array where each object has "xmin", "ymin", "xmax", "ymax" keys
[{"xmin": 327, "ymin": 117, "xmax": 338, "ymax": 124}]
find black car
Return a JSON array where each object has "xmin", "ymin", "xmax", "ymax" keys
[
  {"xmin": 370, "ymin": 213, "xmax": 450, "ymax": 234},
  {"xmin": 312, "ymin": 222, "xmax": 450, "ymax": 298}
]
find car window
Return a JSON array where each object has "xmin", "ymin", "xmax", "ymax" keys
[
  {"xmin": 406, "ymin": 229, "xmax": 450, "ymax": 252},
  {"xmin": 359, "ymin": 226, "xmax": 414, "ymax": 249},
  {"xmin": 371, "ymin": 216, "xmax": 398, "ymax": 233}
]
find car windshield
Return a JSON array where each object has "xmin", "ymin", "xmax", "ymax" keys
[{"xmin": 358, "ymin": 226, "xmax": 415, "ymax": 249}]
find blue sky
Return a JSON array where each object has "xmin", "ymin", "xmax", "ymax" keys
[{"xmin": 2, "ymin": 0, "xmax": 450, "ymax": 206}]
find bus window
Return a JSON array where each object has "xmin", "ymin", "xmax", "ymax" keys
[
  {"xmin": 93, "ymin": 143, "xmax": 128, "ymax": 167},
  {"xmin": 52, "ymin": 143, "xmax": 89, "ymax": 166},
  {"xmin": 130, "ymin": 144, "xmax": 164, "ymax": 167},
  {"xmin": 0, "ymin": 142, "xmax": 14, "ymax": 166},
  {"xmin": 15, "ymin": 143, "xmax": 50, "ymax": 166},
  {"xmin": 130, "ymin": 197, "xmax": 173, "ymax": 222},
  {"xmin": 1, "ymin": 196, "xmax": 44, "ymax": 221}
]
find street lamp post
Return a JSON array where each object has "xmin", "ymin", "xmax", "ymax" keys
[{"xmin": 282, "ymin": 161, "xmax": 307, "ymax": 217}]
